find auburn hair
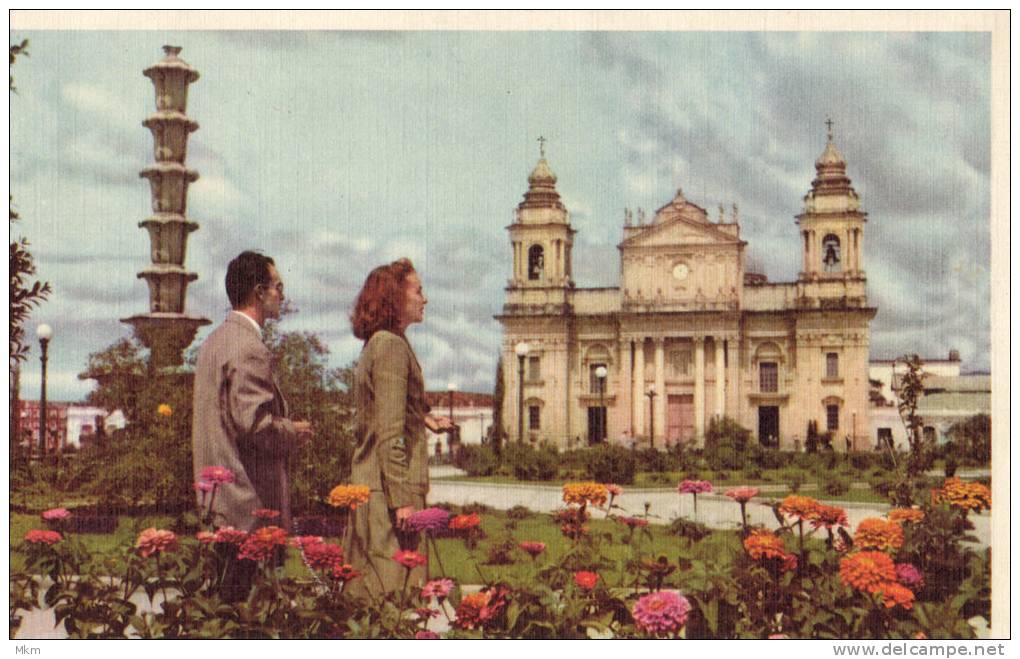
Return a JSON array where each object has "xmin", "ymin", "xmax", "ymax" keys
[{"xmin": 351, "ymin": 258, "xmax": 416, "ymax": 340}]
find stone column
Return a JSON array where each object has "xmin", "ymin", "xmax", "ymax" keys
[
  {"xmin": 803, "ymin": 231, "xmax": 810, "ymax": 272},
  {"xmin": 633, "ymin": 338, "xmax": 645, "ymax": 437},
  {"xmin": 654, "ymin": 337, "xmax": 666, "ymax": 445},
  {"xmin": 618, "ymin": 338, "xmax": 632, "ymax": 439},
  {"xmin": 694, "ymin": 336, "xmax": 705, "ymax": 441},
  {"xmin": 714, "ymin": 337, "xmax": 725, "ymax": 420}
]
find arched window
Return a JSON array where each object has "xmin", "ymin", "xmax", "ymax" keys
[
  {"xmin": 822, "ymin": 234, "xmax": 841, "ymax": 272},
  {"xmin": 528, "ymin": 245, "xmax": 544, "ymax": 280}
]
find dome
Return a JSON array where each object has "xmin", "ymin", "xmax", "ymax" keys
[{"xmin": 528, "ymin": 157, "xmax": 557, "ymax": 185}]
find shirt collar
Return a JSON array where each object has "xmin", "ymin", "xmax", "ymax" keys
[{"xmin": 230, "ymin": 310, "xmax": 263, "ymax": 338}]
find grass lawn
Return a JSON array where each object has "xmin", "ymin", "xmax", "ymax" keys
[{"xmin": 11, "ymin": 510, "xmax": 740, "ymax": 587}]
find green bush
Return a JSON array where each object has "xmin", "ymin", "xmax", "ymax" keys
[
  {"xmin": 945, "ymin": 414, "xmax": 991, "ymax": 465},
  {"xmin": 635, "ymin": 447, "xmax": 677, "ymax": 473},
  {"xmin": 583, "ymin": 444, "xmax": 636, "ymax": 485},
  {"xmin": 821, "ymin": 474, "xmax": 850, "ymax": 497},
  {"xmin": 703, "ymin": 417, "xmax": 753, "ymax": 471},
  {"xmin": 849, "ymin": 452, "xmax": 877, "ymax": 471},
  {"xmin": 454, "ymin": 444, "xmax": 498, "ymax": 477},
  {"xmin": 503, "ymin": 442, "xmax": 559, "ymax": 481}
]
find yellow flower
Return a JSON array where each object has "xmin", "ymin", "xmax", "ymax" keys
[
  {"xmin": 327, "ymin": 484, "xmax": 371, "ymax": 510},
  {"xmin": 562, "ymin": 482, "xmax": 608, "ymax": 507},
  {"xmin": 779, "ymin": 494, "xmax": 821, "ymax": 521},
  {"xmin": 157, "ymin": 403, "xmax": 173, "ymax": 417},
  {"xmin": 887, "ymin": 508, "xmax": 925, "ymax": 524}
]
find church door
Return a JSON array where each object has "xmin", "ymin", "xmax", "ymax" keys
[
  {"xmin": 667, "ymin": 395, "xmax": 694, "ymax": 446},
  {"xmin": 758, "ymin": 406, "xmax": 780, "ymax": 447}
]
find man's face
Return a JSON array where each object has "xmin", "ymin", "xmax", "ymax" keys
[
  {"xmin": 401, "ymin": 271, "xmax": 426, "ymax": 328},
  {"xmin": 260, "ymin": 264, "xmax": 285, "ymax": 320}
]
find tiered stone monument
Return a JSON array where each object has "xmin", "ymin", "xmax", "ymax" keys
[{"xmin": 122, "ymin": 46, "xmax": 209, "ymax": 370}]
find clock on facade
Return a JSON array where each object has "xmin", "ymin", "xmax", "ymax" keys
[{"xmin": 672, "ymin": 263, "xmax": 690, "ymax": 280}]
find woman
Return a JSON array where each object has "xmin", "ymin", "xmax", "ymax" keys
[{"xmin": 344, "ymin": 258, "xmax": 454, "ymax": 600}]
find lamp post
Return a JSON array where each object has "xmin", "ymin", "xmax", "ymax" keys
[
  {"xmin": 595, "ymin": 365, "xmax": 608, "ymax": 443},
  {"xmin": 36, "ymin": 324, "xmax": 52, "ymax": 457},
  {"xmin": 645, "ymin": 385, "xmax": 657, "ymax": 449},
  {"xmin": 447, "ymin": 381, "xmax": 458, "ymax": 454},
  {"xmin": 515, "ymin": 342, "xmax": 530, "ymax": 443}
]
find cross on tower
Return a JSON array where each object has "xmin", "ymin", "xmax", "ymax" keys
[
  {"xmin": 537, "ymin": 135, "xmax": 547, "ymax": 158},
  {"xmin": 825, "ymin": 117, "xmax": 834, "ymax": 141}
]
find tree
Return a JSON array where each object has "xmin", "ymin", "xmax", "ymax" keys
[
  {"xmin": 946, "ymin": 414, "xmax": 991, "ymax": 465},
  {"xmin": 9, "ymin": 39, "xmax": 50, "ymax": 368},
  {"xmin": 895, "ymin": 354, "xmax": 931, "ymax": 475}
]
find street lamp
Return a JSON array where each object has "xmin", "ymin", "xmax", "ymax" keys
[
  {"xmin": 515, "ymin": 342, "xmax": 530, "ymax": 443},
  {"xmin": 36, "ymin": 323, "xmax": 53, "ymax": 456},
  {"xmin": 594, "ymin": 365, "xmax": 608, "ymax": 443},
  {"xmin": 645, "ymin": 385, "xmax": 657, "ymax": 449},
  {"xmin": 447, "ymin": 381, "xmax": 458, "ymax": 453}
]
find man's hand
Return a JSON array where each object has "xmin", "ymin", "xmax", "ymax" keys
[
  {"xmin": 293, "ymin": 420, "xmax": 314, "ymax": 443},
  {"xmin": 425, "ymin": 414, "xmax": 456, "ymax": 434},
  {"xmin": 395, "ymin": 505, "xmax": 414, "ymax": 529}
]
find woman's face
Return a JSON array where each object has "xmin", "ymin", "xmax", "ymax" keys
[{"xmin": 400, "ymin": 271, "xmax": 427, "ymax": 329}]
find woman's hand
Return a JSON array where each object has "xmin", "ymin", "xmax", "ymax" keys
[
  {"xmin": 425, "ymin": 414, "xmax": 456, "ymax": 433},
  {"xmin": 395, "ymin": 505, "xmax": 414, "ymax": 529}
]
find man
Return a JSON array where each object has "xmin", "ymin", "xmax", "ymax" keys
[{"xmin": 192, "ymin": 251, "xmax": 313, "ymax": 597}]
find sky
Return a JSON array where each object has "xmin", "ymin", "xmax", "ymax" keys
[{"xmin": 9, "ymin": 29, "xmax": 993, "ymax": 402}]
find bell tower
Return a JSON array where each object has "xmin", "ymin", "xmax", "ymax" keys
[
  {"xmin": 507, "ymin": 137, "xmax": 574, "ymax": 295},
  {"xmin": 796, "ymin": 119, "xmax": 867, "ymax": 283}
]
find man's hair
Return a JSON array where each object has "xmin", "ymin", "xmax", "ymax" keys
[
  {"xmin": 225, "ymin": 251, "xmax": 275, "ymax": 309},
  {"xmin": 350, "ymin": 258, "xmax": 416, "ymax": 340}
]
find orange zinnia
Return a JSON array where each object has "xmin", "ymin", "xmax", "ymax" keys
[
  {"xmin": 853, "ymin": 518, "xmax": 904, "ymax": 552},
  {"xmin": 887, "ymin": 508, "xmax": 925, "ymax": 524},
  {"xmin": 562, "ymin": 482, "xmax": 608, "ymax": 507},
  {"xmin": 744, "ymin": 530, "xmax": 797, "ymax": 571},
  {"xmin": 932, "ymin": 478, "xmax": 991, "ymax": 512},
  {"xmin": 809, "ymin": 504, "xmax": 849, "ymax": 530},
  {"xmin": 327, "ymin": 484, "xmax": 371, "ymax": 510},
  {"xmin": 875, "ymin": 581, "xmax": 916, "ymax": 610},
  {"xmin": 839, "ymin": 551, "xmax": 897, "ymax": 593},
  {"xmin": 779, "ymin": 494, "xmax": 820, "ymax": 521}
]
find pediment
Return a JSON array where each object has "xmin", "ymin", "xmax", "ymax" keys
[{"xmin": 620, "ymin": 218, "xmax": 743, "ymax": 249}]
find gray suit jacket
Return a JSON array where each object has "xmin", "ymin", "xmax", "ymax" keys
[{"xmin": 191, "ymin": 312, "xmax": 297, "ymax": 531}]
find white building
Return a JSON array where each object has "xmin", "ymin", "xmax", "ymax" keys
[{"xmin": 424, "ymin": 391, "xmax": 494, "ymax": 456}]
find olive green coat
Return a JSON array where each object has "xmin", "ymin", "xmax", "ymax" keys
[{"xmin": 344, "ymin": 330, "xmax": 429, "ymax": 600}]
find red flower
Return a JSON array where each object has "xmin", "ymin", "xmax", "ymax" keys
[
  {"xmin": 303, "ymin": 542, "xmax": 344, "ymax": 571},
  {"xmin": 195, "ymin": 531, "xmax": 216, "ymax": 544},
  {"xmin": 393, "ymin": 549, "xmax": 428, "ymax": 569},
  {"xmin": 237, "ymin": 525, "xmax": 288, "ymax": 562},
  {"xmin": 199, "ymin": 466, "xmax": 235, "ymax": 485},
  {"xmin": 574, "ymin": 571, "xmax": 599, "ymax": 591},
  {"xmin": 213, "ymin": 526, "xmax": 249, "ymax": 545},
  {"xmin": 331, "ymin": 563, "xmax": 360, "ymax": 581},
  {"xmin": 617, "ymin": 516, "xmax": 649, "ymax": 528},
  {"xmin": 252, "ymin": 508, "xmax": 280, "ymax": 520},
  {"xmin": 24, "ymin": 529, "xmax": 62, "ymax": 545},
  {"xmin": 449, "ymin": 512, "xmax": 481, "ymax": 531},
  {"xmin": 453, "ymin": 586, "xmax": 510, "ymax": 630},
  {"xmin": 136, "ymin": 528, "xmax": 179, "ymax": 558}
]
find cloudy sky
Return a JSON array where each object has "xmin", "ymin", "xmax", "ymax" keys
[{"xmin": 9, "ymin": 29, "xmax": 992, "ymax": 401}]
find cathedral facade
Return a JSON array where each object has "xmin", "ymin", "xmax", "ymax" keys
[{"xmin": 496, "ymin": 130, "xmax": 876, "ymax": 451}]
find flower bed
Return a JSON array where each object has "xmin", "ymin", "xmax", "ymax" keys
[{"xmin": 10, "ymin": 475, "xmax": 991, "ymax": 639}]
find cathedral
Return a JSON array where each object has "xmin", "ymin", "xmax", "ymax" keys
[{"xmin": 496, "ymin": 126, "xmax": 876, "ymax": 451}]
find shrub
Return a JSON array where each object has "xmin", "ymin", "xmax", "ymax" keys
[
  {"xmin": 946, "ymin": 414, "xmax": 991, "ymax": 465},
  {"xmin": 584, "ymin": 444, "xmax": 637, "ymax": 485},
  {"xmin": 849, "ymin": 452, "xmax": 876, "ymax": 471},
  {"xmin": 503, "ymin": 442, "xmax": 559, "ymax": 481},
  {"xmin": 788, "ymin": 473, "xmax": 806, "ymax": 493},
  {"xmin": 703, "ymin": 417, "xmax": 753, "ymax": 471},
  {"xmin": 821, "ymin": 475, "xmax": 850, "ymax": 497},
  {"xmin": 635, "ymin": 448, "xmax": 677, "ymax": 473},
  {"xmin": 750, "ymin": 447, "xmax": 786, "ymax": 470},
  {"xmin": 454, "ymin": 445, "xmax": 498, "ymax": 477},
  {"xmin": 667, "ymin": 517, "xmax": 711, "ymax": 542}
]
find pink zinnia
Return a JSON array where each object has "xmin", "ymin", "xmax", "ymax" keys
[
  {"xmin": 406, "ymin": 507, "xmax": 451, "ymax": 533},
  {"xmin": 725, "ymin": 486, "xmax": 759, "ymax": 503},
  {"xmin": 519, "ymin": 541, "xmax": 546, "ymax": 558},
  {"xmin": 421, "ymin": 578, "xmax": 455, "ymax": 600},
  {"xmin": 393, "ymin": 549, "xmax": 428, "ymax": 569},
  {"xmin": 24, "ymin": 529, "xmax": 62, "ymax": 545},
  {"xmin": 199, "ymin": 466, "xmax": 235, "ymax": 485},
  {"xmin": 213, "ymin": 526, "xmax": 249, "ymax": 545},
  {"xmin": 415, "ymin": 631, "xmax": 440, "ymax": 639},
  {"xmin": 195, "ymin": 531, "xmax": 216, "ymax": 544},
  {"xmin": 136, "ymin": 528, "xmax": 179, "ymax": 558},
  {"xmin": 237, "ymin": 526, "xmax": 288, "ymax": 562},
  {"xmin": 41, "ymin": 507, "xmax": 70, "ymax": 521},
  {"xmin": 252, "ymin": 508, "xmax": 280, "ymax": 520},
  {"xmin": 606, "ymin": 484, "xmax": 623, "ymax": 496},
  {"xmin": 632, "ymin": 591, "xmax": 691, "ymax": 635},
  {"xmin": 678, "ymin": 480, "xmax": 712, "ymax": 494},
  {"xmin": 895, "ymin": 563, "xmax": 925, "ymax": 590},
  {"xmin": 193, "ymin": 481, "xmax": 214, "ymax": 493},
  {"xmin": 574, "ymin": 571, "xmax": 599, "ymax": 591}
]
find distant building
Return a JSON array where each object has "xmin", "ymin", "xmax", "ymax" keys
[
  {"xmin": 18, "ymin": 401, "xmax": 122, "ymax": 451},
  {"xmin": 497, "ymin": 127, "xmax": 875, "ymax": 451},
  {"xmin": 424, "ymin": 391, "xmax": 494, "ymax": 456},
  {"xmin": 868, "ymin": 351, "xmax": 989, "ymax": 450}
]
